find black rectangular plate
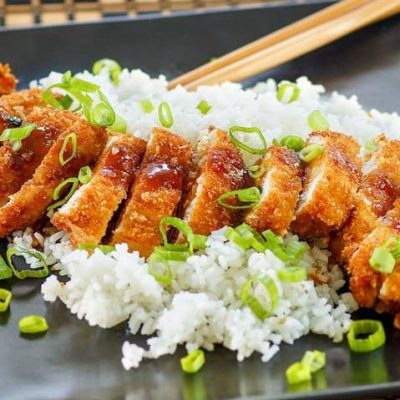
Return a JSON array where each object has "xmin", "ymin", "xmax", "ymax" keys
[{"xmin": 1, "ymin": 2, "xmax": 400, "ymax": 399}]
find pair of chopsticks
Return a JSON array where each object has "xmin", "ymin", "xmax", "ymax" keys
[{"xmin": 168, "ymin": 0, "xmax": 400, "ymax": 90}]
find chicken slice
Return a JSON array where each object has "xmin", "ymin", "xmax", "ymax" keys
[
  {"xmin": 181, "ymin": 127, "xmax": 246, "ymax": 236},
  {"xmin": 0, "ymin": 88, "xmax": 46, "ymax": 119},
  {"xmin": 52, "ymin": 135, "xmax": 146, "ymax": 245},
  {"xmin": 110, "ymin": 128, "xmax": 192, "ymax": 257},
  {"xmin": 0, "ymin": 64, "xmax": 17, "ymax": 96},
  {"xmin": 0, "ymin": 118, "xmax": 107, "ymax": 237},
  {"xmin": 0, "ymin": 107, "xmax": 81, "ymax": 207},
  {"xmin": 244, "ymin": 145, "xmax": 303, "ymax": 235},
  {"xmin": 292, "ymin": 131, "xmax": 361, "ymax": 238}
]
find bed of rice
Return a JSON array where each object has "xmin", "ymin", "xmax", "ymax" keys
[{"xmin": 12, "ymin": 68, "xmax": 400, "ymax": 369}]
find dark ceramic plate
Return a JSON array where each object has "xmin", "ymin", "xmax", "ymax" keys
[{"xmin": 1, "ymin": 2, "xmax": 400, "ymax": 399}]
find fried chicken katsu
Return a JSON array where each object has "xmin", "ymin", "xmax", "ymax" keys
[
  {"xmin": 52, "ymin": 135, "xmax": 146, "ymax": 245},
  {"xmin": 292, "ymin": 131, "xmax": 361, "ymax": 238},
  {"xmin": 0, "ymin": 64, "xmax": 17, "ymax": 96},
  {"xmin": 110, "ymin": 128, "xmax": 192, "ymax": 257},
  {"xmin": 181, "ymin": 127, "xmax": 246, "ymax": 236},
  {"xmin": 244, "ymin": 145, "xmax": 303, "ymax": 235},
  {"xmin": 0, "ymin": 88, "xmax": 46, "ymax": 119}
]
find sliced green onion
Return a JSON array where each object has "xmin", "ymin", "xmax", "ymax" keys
[
  {"xmin": 153, "ymin": 246, "xmax": 191, "ymax": 262},
  {"xmin": 286, "ymin": 362, "xmax": 312, "ymax": 385},
  {"xmin": 69, "ymin": 77, "xmax": 99, "ymax": 93},
  {"xmin": 147, "ymin": 253, "xmax": 173, "ymax": 286},
  {"xmin": 301, "ymin": 350, "xmax": 326, "ymax": 373},
  {"xmin": 217, "ymin": 187, "xmax": 261, "ymax": 210},
  {"xmin": 192, "ymin": 234, "xmax": 207, "ymax": 250},
  {"xmin": 19, "ymin": 315, "xmax": 48, "ymax": 334},
  {"xmin": 235, "ymin": 223, "xmax": 265, "ymax": 253},
  {"xmin": 196, "ymin": 100, "xmax": 212, "ymax": 115},
  {"xmin": 278, "ymin": 267, "xmax": 307, "ymax": 283},
  {"xmin": 285, "ymin": 240, "xmax": 306, "ymax": 264},
  {"xmin": 92, "ymin": 58, "xmax": 122, "ymax": 86},
  {"xmin": 365, "ymin": 138, "xmax": 377, "ymax": 152},
  {"xmin": 369, "ymin": 246, "xmax": 396, "ymax": 274},
  {"xmin": 47, "ymin": 177, "xmax": 79, "ymax": 211},
  {"xmin": 159, "ymin": 217, "xmax": 193, "ymax": 251},
  {"xmin": 240, "ymin": 275, "xmax": 279, "ymax": 320},
  {"xmin": 78, "ymin": 166, "xmax": 92, "ymax": 184},
  {"xmin": 42, "ymin": 88, "xmax": 65, "ymax": 109},
  {"xmin": 140, "ymin": 99, "xmax": 154, "ymax": 114},
  {"xmin": 0, "ymin": 254, "xmax": 12, "ymax": 280},
  {"xmin": 90, "ymin": 101, "xmax": 116, "ymax": 126},
  {"xmin": 78, "ymin": 243, "xmax": 115, "ymax": 254},
  {"xmin": 181, "ymin": 349, "xmax": 205, "ymax": 374},
  {"xmin": 307, "ymin": 110, "xmax": 329, "ymax": 131},
  {"xmin": 158, "ymin": 102, "xmax": 174, "ymax": 128},
  {"xmin": 299, "ymin": 144, "xmax": 324, "ymax": 163},
  {"xmin": 59, "ymin": 132, "xmax": 77, "ymax": 166},
  {"xmin": 0, "ymin": 123, "xmax": 36, "ymax": 151},
  {"xmin": 225, "ymin": 227, "xmax": 251, "ymax": 250},
  {"xmin": 62, "ymin": 70, "xmax": 72, "ymax": 85},
  {"xmin": 109, "ymin": 114, "xmax": 127, "ymax": 134},
  {"xmin": 280, "ymin": 135, "xmax": 305, "ymax": 152},
  {"xmin": 229, "ymin": 126, "xmax": 267, "ymax": 155},
  {"xmin": 59, "ymin": 94, "xmax": 73, "ymax": 110},
  {"xmin": 383, "ymin": 237, "xmax": 400, "ymax": 260},
  {"xmin": 277, "ymin": 82, "xmax": 300, "ymax": 104},
  {"xmin": 248, "ymin": 164, "xmax": 265, "ymax": 179},
  {"xmin": 6, "ymin": 247, "xmax": 49, "ymax": 279},
  {"xmin": 0, "ymin": 288, "xmax": 12, "ymax": 312},
  {"xmin": 347, "ymin": 320, "xmax": 386, "ymax": 353}
]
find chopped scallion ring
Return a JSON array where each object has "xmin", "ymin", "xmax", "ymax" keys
[
  {"xmin": 78, "ymin": 243, "xmax": 115, "ymax": 254},
  {"xmin": 69, "ymin": 77, "xmax": 99, "ymax": 93},
  {"xmin": 248, "ymin": 164, "xmax": 265, "ymax": 179},
  {"xmin": 277, "ymin": 267, "xmax": 307, "ymax": 283},
  {"xmin": 240, "ymin": 275, "xmax": 279, "ymax": 320},
  {"xmin": 280, "ymin": 135, "xmax": 305, "ymax": 152},
  {"xmin": 225, "ymin": 227, "xmax": 251, "ymax": 250},
  {"xmin": 59, "ymin": 132, "xmax": 77, "ymax": 166},
  {"xmin": 369, "ymin": 246, "xmax": 396, "ymax": 273},
  {"xmin": 0, "ymin": 123, "xmax": 36, "ymax": 151},
  {"xmin": 140, "ymin": 99, "xmax": 154, "ymax": 114},
  {"xmin": 196, "ymin": 100, "xmax": 212, "ymax": 115},
  {"xmin": 299, "ymin": 144, "xmax": 324, "ymax": 163},
  {"xmin": 109, "ymin": 114, "xmax": 127, "ymax": 134},
  {"xmin": 19, "ymin": 315, "xmax": 49, "ymax": 334},
  {"xmin": 307, "ymin": 110, "xmax": 329, "ymax": 131},
  {"xmin": 0, "ymin": 288, "xmax": 12, "ymax": 312},
  {"xmin": 301, "ymin": 350, "xmax": 326, "ymax": 373},
  {"xmin": 181, "ymin": 349, "xmax": 206, "ymax": 374},
  {"xmin": 78, "ymin": 166, "xmax": 93, "ymax": 184},
  {"xmin": 277, "ymin": 82, "xmax": 300, "ymax": 104},
  {"xmin": 217, "ymin": 187, "xmax": 261, "ymax": 210},
  {"xmin": 347, "ymin": 320, "xmax": 386, "ymax": 353},
  {"xmin": 90, "ymin": 101, "xmax": 116, "ymax": 126},
  {"xmin": 158, "ymin": 101, "xmax": 174, "ymax": 128},
  {"xmin": 92, "ymin": 58, "xmax": 122, "ymax": 86},
  {"xmin": 286, "ymin": 362, "xmax": 312, "ymax": 385},
  {"xmin": 147, "ymin": 253, "xmax": 173, "ymax": 286},
  {"xmin": 235, "ymin": 223, "xmax": 266, "ymax": 253},
  {"xmin": 153, "ymin": 246, "xmax": 191, "ymax": 262},
  {"xmin": 159, "ymin": 217, "xmax": 193, "ymax": 251},
  {"xmin": 229, "ymin": 125, "xmax": 267, "ymax": 155},
  {"xmin": 6, "ymin": 247, "xmax": 49, "ymax": 279},
  {"xmin": 47, "ymin": 177, "xmax": 79, "ymax": 211},
  {"xmin": 0, "ymin": 254, "xmax": 12, "ymax": 280},
  {"xmin": 284, "ymin": 240, "xmax": 306, "ymax": 264}
]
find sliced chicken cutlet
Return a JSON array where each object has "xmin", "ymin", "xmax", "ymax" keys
[
  {"xmin": 111, "ymin": 128, "xmax": 192, "ymax": 257},
  {"xmin": 181, "ymin": 127, "xmax": 246, "ymax": 236},
  {"xmin": 0, "ymin": 117, "xmax": 107, "ymax": 237},
  {"xmin": 330, "ymin": 135, "xmax": 400, "ymax": 262},
  {"xmin": 52, "ymin": 135, "xmax": 146, "ymax": 246},
  {"xmin": 0, "ymin": 107, "xmax": 81, "ymax": 207},
  {"xmin": 244, "ymin": 144, "xmax": 302, "ymax": 235},
  {"xmin": 292, "ymin": 131, "xmax": 361, "ymax": 238},
  {"xmin": 0, "ymin": 88, "xmax": 46, "ymax": 118},
  {"xmin": 0, "ymin": 64, "xmax": 17, "ymax": 96}
]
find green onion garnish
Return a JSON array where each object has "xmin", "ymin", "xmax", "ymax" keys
[
  {"xmin": 0, "ymin": 288, "xmax": 12, "ymax": 312},
  {"xmin": 78, "ymin": 243, "xmax": 115, "ymax": 254},
  {"xmin": 147, "ymin": 253, "xmax": 173, "ymax": 286},
  {"xmin": 0, "ymin": 123, "xmax": 36, "ymax": 151},
  {"xmin": 6, "ymin": 247, "xmax": 49, "ymax": 279},
  {"xmin": 78, "ymin": 166, "xmax": 93, "ymax": 184},
  {"xmin": 225, "ymin": 227, "xmax": 251, "ymax": 250},
  {"xmin": 19, "ymin": 315, "xmax": 49, "ymax": 334},
  {"xmin": 181, "ymin": 349, "xmax": 206, "ymax": 374},
  {"xmin": 158, "ymin": 101, "xmax": 174, "ymax": 128},
  {"xmin": 369, "ymin": 246, "xmax": 396, "ymax": 273},
  {"xmin": 299, "ymin": 144, "xmax": 324, "ymax": 162},
  {"xmin": 62, "ymin": 70, "xmax": 72, "ymax": 85},
  {"xmin": 277, "ymin": 267, "xmax": 307, "ymax": 283},
  {"xmin": 69, "ymin": 77, "xmax": 99, "ymax": 92},
  {"xmin": 241, "ymin": 275, "xmax": 279, "ymax": 320},
  {"xmin": 301, "ymin": 350, "xmax": 326, "ymax": 373},
  {"xmin": 217, "ymin": 187, "xmax": 261, "ymax": 210},
  {"xmin": 280, "ymin": 135, "xmax": 305, "ymax": 152},
  {"xmin": 92, "ymin": 58, "xmax": 122, "ymax": 86},
  {"xmin": 47, "ymin": 177, "xmax": 79, "ymax": 211},
  {"xmin": 286, "ymin": 362, "xmax": 312, "ymax": 385},
  {"xmin": 276, "ymin": 82, "xmax": 300, "ymax": 104},
  {"xmin": 90, "ymin": 101, "xmax": 116, "ymax": 127},
  {"xmin": 0, "ymin": 254, "xmax": 12, "ymax": 280},
  {"xmin": 234, "ymin": 223, "xmax": 266, "ymax": 253},
  {"xmin": 59, "ymin": 132, "xmax": 77, "ymax": 166},
  {"xmin": 307, "ymin": 110, "xmax": 329, "ymax": 131},
  {"xmin": 365, "ymin": 138, "xmax": 376, "ymax": 152},
  {"xmin": 229, "ymin": 125, "xmax": 267, "ymax": 155},
  {"xmin": 248, "ymin": 164, "xmax": 265, "ymax": 179},
  {"xmin": 109, "ymin": 114, "xmax": 127, "ymax": 134},
  {"xmin": 140, "ymin": 99, "xmax": 154, "ymax": 114},
  {"xmin": 284, "ymin": 240, "xmax": 306, "ymax": 264},
  {"xmin": 153, "ymin": 246, "xmax": 192, "ymax": 262},
  {"xmin": 196, "ymin": 100, "xmax": 212, "ymax": 115},
  {"xmin": 347, "ymin": 320, "xmax": 386, "ymax": 353}
]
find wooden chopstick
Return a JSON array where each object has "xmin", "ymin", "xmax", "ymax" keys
[{"xmin": 169, "ymin": 0, "xmax": 400, "ymax": 90}]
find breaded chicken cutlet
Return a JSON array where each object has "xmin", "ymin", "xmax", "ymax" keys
[
  {"xmin": 0, "ymin": 64, "xmax": 17, "ymax": 96},
  {"xmin": 244, "ymin": 145, "xmax": 303, "ymax": 235},
  {"xmin": 52, "ymin": 135, "xmax": 146, "ymax": 245},
  {"xmin": 110, "ymin": 128, "xmax": 192, "ymax": 257},
  {"xmin": 292, "ymin": 131, "xmax": 361, "ymax": 238},
  {"xmin": 0, "ymin": 88, "xmax": 46, "ymax": 119}
]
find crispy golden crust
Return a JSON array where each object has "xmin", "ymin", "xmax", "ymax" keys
[
  {"xmin": 0, "ymin": 64, "xmax": 17, "ymax": 96},
  {"xmin": 181, "ymin": 127, "xmax": 246, "ymax": 236},
  {"xmin": 0, "ymin": 107, "xmax": 81, "ymax": 207},
  {"xmin": 292, "ymin": 131, "xmax": 361, "ymax": 238},
  {"xmin": 0, "ymin": 88, "xmax": 46, "ymax": 118},
  {"xmin": 372, "ymin": 135, "xmax": 400, "ymax": 187},
  {"xmin": 52, "ymin": 135, "xmax": 146, "ymax": 245},
  {"xmin": 111, "ymin": 128, "xmax": 192, "ymax": 257},
  {"xmin": 0, "ymin": 117, "xmax": 107, "ymax": 237},
  {"xmin": 244, "ymin": 145, "xmax": 302, "ymax": 235}
]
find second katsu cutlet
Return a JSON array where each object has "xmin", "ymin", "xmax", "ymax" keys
[
  {"xmin": 181, "ymin": 127, "xmax": 246, "ymax": 236},
  {"xmin": 111, "ymin": 128, "xmax": 192, "ymax": 257},
  {"xmin": 52, "ymin": 134, "xmax": 146, "ymax": 246}
]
